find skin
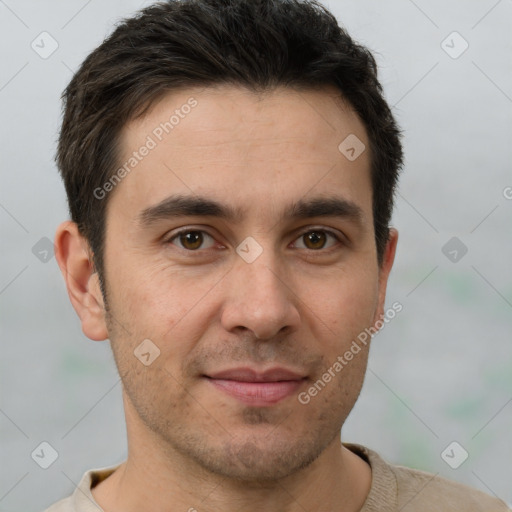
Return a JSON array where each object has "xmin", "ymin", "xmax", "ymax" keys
[{"xmin": 55, "ymin": 84, "xmax": 398, "ymax": 512}]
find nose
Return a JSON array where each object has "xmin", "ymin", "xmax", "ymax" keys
[{"xmin": 220, "ymin": 249, "xmax": 301, "ymax": 340}]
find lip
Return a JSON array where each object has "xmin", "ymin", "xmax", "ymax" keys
[
  {"xmin": 206, "ymin": 367, "xmax": 306, "ymax": 382},
  {"xmin": 204, "ymin": 366, "xmax": 307, "ymax": 406}
]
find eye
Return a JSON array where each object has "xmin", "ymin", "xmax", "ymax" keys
[
  {"xmin": 165, "ymin": 228, "xmax": 343, "ymax": 253},
  {"xmin": 292, "ymin": 229, "xmax": 342, "ymax": 251},
  {"xmin": 167, "ymin": 229, "xmax": 217, "ymax": 251}
]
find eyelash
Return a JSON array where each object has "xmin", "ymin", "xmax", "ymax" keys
[{"xmin": 164, "ymin": 227, "xmax": 344, "ymax": 255}]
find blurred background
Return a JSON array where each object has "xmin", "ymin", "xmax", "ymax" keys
[{"xmin": 0, "ymin": 0, "xmax": 511, "ymax": 510}]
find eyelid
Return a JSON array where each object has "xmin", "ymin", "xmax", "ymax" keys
[
  {"xmin": 164, "ymin": 225, "xmax": 346, "ymax": 252},
  {"xmin": 165, "ymin": 227, "xmax": 220, "ymax": 252},
  {"xmin": 292, "ymin": 226, "xmax": 344, "ymax": 250}
]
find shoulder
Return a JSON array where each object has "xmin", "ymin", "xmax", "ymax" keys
[
  {"xmin": 41, "ymin": 463, "xmax": 120, "ymax": 512},
  {"xmin": 43, "ymin": 495, "xmax": 74, "ymax": 512},
  {"xmin": 344, "ymin": 443, "xmax": 510, "ymax": 512},
  {"xmin": 390, "ymin": 463, "xmax": 510, "ymax": 511}
]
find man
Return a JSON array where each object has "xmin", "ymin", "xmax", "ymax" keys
[{"xmin": 46, "ymin": 0, "xmax": 510, "ymax": 510}]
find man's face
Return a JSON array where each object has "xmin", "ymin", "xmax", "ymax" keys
[{"xmin": 100, "ymin": 85, "xmax": 395, "ymax": 481}]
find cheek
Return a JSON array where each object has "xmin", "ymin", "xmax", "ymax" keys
[
  {"xmin": 308, "ymin": 268, "xmax": 378, "ymax": 348},
  {"xmin": 107, "ymin": 263, "xmax": 224, "ymax": 364},
  {"xmin": 109, "ymin": 259, "xmax": 194, "ymax": 326}
]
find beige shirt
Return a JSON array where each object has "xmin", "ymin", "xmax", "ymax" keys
[{"xmin": 44, "ymin": 443, "xmax": 510, "ymax": 511}]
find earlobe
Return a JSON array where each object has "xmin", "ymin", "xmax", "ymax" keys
[{"xmin": 54, "ymin": 221, "xmax": 109, "ymax": 341}]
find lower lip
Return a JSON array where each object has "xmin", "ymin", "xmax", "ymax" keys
[{"xmin": 205, "ymin": 378, "xmax": 305, "ymax": 405}]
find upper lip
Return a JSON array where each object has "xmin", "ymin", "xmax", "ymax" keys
[{"xmin": 205, "ymin": 367, "xmax": 307, "ymax": 382}]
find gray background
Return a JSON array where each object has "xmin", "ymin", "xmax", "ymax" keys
[{"xmin": 0, "ymin": 0, "xmax": 511, "ymax": 510}]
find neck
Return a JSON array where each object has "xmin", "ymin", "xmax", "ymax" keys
[
  {"xmin": 92, "ymin": 438, "xmax": 371, "ymax": 512},
  {"xmin": 92, "ymin": 391, "xmax": 371, "ymax": 512}
]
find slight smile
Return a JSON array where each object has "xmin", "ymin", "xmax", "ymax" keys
[{"xmin": 203, "ymin": 367, "xmax": 308, "ymax": 406}]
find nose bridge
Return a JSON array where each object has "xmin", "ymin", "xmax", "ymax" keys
[
  {"xmin": 240, "ymin": 251, "xmax": 284, "ymax": 303},
  {"xmin": 221, "ymin": 237, "xmax": 300, "ymax": 339}
]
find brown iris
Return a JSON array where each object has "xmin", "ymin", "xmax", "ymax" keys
[
  {"xmin": 176, "ymin": 230, "xmax": 329, "ymax": 251},
  {"xmin": 303, "ymin": 231, "xmax": 327, "ymax": 250},
  {"xmin": 179, "ymin": 231, "xmax": 204, "ymax": 250}
]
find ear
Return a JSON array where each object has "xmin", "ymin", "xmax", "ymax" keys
[
  {"xmin": 54, "ymin": 221, "xmax": 108, "ymax": 341},
  {"xmin": 372, "ymin": 228, "xmax": 399, "ymax": 327}
]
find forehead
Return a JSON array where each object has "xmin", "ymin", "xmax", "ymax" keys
[
  {"xmin": 126, "ymin": 84, "xmax": 367, "ymax": 152},
  {"xmin": 111, "ymin": 84, "xmax": 372, "ymax": 226}
]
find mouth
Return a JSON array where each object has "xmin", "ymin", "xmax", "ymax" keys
[{"xmin": 203, "ymin": 367, "xmax": 308, "ymax": 406}]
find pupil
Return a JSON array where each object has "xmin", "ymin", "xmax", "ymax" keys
[
  {"xmin": 307, "ymin": 231, "xmax": 325, "ymax": 249},
  {"xmin": 182, "ymin": 231, "xmax": 202, "ymax": 249}
]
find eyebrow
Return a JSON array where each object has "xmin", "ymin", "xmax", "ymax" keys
[{"xmin": 137, "ymin": 193, "xmax": 365, "ymax": 228}]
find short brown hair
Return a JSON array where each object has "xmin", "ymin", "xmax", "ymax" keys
[{"xmin": 56, "ymin": 0, "xmax": 403, "ymax": 294}]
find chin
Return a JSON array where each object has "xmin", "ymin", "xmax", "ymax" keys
[{"xmin": 180, "ymin": 430, "xmax": 330, "ymax": 484}]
